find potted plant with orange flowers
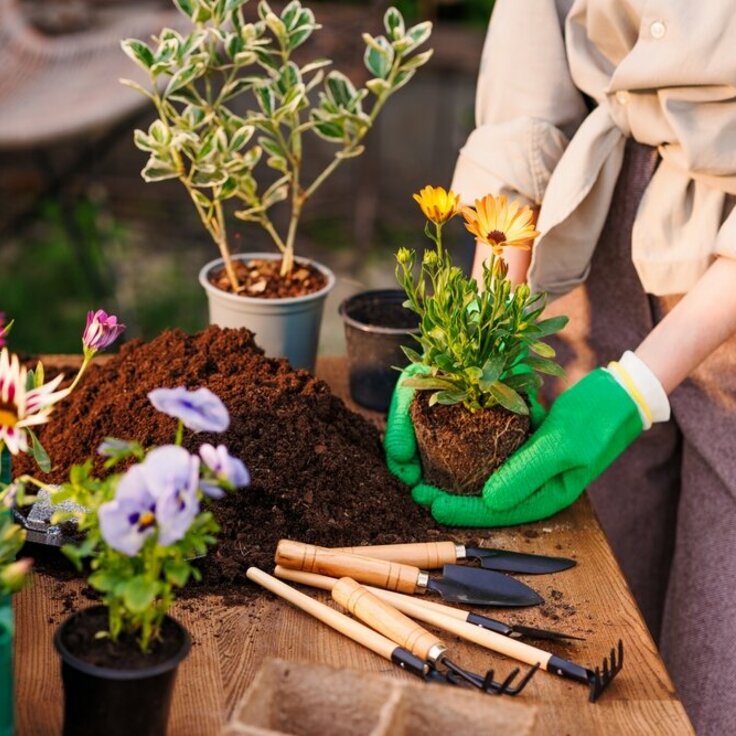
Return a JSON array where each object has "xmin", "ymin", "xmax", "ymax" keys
[
  {"xmin": 122, "ymin": 0, "xmax": 433, "ymax": 370},
  {"xmin": 385, "ymin": 186, "xmax": 568, "ymax": 495}
]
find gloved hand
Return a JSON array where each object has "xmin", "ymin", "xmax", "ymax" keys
[
  {"xmin": 413, "ymin": 369, "xmax": 643, "ymax": 526},
  {"xmin": 384, "ymin": 362, "xmax": 548, "ymax": 501},
  {"xmin": 383, "ymin": 363, "xmax": 426, "ymax": 487}
]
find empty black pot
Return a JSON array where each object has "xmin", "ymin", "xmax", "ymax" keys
[
  {"xmin": 54, "ymin": 606, "xmax": 190, "ymax": 736},
  {"xmin": 339, "ymin": 289, "xmax": 420, "ymax": 412}
]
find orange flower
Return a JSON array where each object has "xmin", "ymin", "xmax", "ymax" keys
[
  {"xmin": 412, "ymin": 186, "xmax": 461, "ymax": 225},
  {"xmin": 462, "ymin": 194, "xmax": 539, "ymax": 255}
]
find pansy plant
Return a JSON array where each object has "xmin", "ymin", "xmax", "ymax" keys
[{"xmin": 52, "ymin": 386, "xmax": 249, "ymax": 652}]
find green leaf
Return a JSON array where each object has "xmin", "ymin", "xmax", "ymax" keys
[
  {"xmin": 281, "ymin": 0, "xmax": 301, "ymax": 29},
  {"xmin": 165, "ymin": 63, "xmax": 205, "ymax": 97},
  {"xmin": 366, "ymin": 78, "xmax": 391, "ymax": 96},
  {"xmin": 432, "ymin": 390, "xmax": 467, "ymax": 406},
  {"xmin": 325, "ymin": 71, "xmax": 357, "ymax": 108},
  {"xmin": 121, "ymin": 39, "xmax": 155, "ymax": 70},
  {"xmin": 312, "ymin": 119, "xmax": 344, "ymax": 142},
  {"xmin": 124, "ymin": 576, "xmax": 158, "ymax": 614},
  {"xmin": 230, "ymin": 125, "xmax": 255, "ymax": 150},
  {"xmin": 384, "ymin": 7, "xmax": 405, "ymax": 40},
  {"xmin": 525, "ymin": 355, "xmax": 565, "ymax": 377},
  {"xmin": 400, "ymin": 346, "xmax": 423, "ymax": 364},
  {"xmin": 141, "ymin": 157, "xmax": 179, "ymax": 182},
  {"xmin": 401, "ymin": 49, "xmax": 433, "ymax": 71},
  {"xmin": 487, "ymin": 381, "xmax": 529, "ymax": 415},
  {"xmin": 120, "ymin": 78, "xmax": 155, "ymax": 101},
  {"xmin": 255, "ymin": 85, "xmax": 275, "ymax": 116},
  {"xmin": 533, "ymin": 315, "xmax": 569, "ymax": 338},
  {"xmin": 363, "ymin": 36, "xmax": 394, "ymax": 79},
  {"xmin": 391, "ymin": 68, "xmax": 415, "ymax": 92},
  {"xmin": 28, "ymin": 429, "xmax": 51, "ymax": 473},
  {"xmin": 479, "ymin": 354, "xmax": 504, "ymax": 390},
  {"xmin": 164, "ymin": 558, "xmax": 192, "ymax": 588},
  {"xmin": 173, "ymin": 0, "xmax": 195, "ymax": 18},
  {"xmin": 88, "ymin": 570, "xmax": 118, "ymax": 593},
  {"xmin": 403, "ymin": 21, "xmax": 432, "ymax": 54},
  {"xmin": 529, "ymin": 340, "xmax": 556, "ymax": 358}
]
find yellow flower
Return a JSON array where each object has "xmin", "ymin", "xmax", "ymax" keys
[
  {"xmin": 462, "ymin": 194, "xmax": 539, "ymax": 255},
  {"xmin": 412, "ymin": 186, "xmax": 461, "ymax": 225}
]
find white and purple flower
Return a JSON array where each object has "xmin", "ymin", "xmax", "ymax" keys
[
  {"xmin": 0, "ymin": 348, "xmax": 68, "ymax": 455},
  {"xmin": 199, "ymin": 443, "xmax": 250, "ymax": 498},
  {"xmin": 148, "ymin": 386, "xmax": 230, "ymax": 433},
  {"xmin": 82, "ymin": 309, "xmax": 126, "ymax": 353},
  {"xmin": 99, "ymin": 445, "xmax": 200, "ymax": 556}
]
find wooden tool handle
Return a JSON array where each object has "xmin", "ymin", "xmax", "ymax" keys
[
  {"xmin": 373, "ymin": 591, "xmax": 553, "ymax": 670},
  {"xmin": 245, "ymin": 567, "xmax": 397, "ymax": 662},
  {"xmin": 333, "ymin": 577, "xmax": 444, "ymax": 662},
  {"xmin": 275, "ymin": 540, "xmax": 420, "ymax": 594},
  {"xmin": 331, "ymin": 541, "xmax": 458, "ymax": 569},
  {"xmin": 273, "ymin": 566, "xmax": 552, "ymax": 670}
]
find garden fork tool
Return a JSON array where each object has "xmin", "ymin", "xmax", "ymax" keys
[
  {"xmin": 275, "ymin": 540, "xmax": 543, "ymax": 606},
  {"xmin": 276, "ymin": 567, "xmax": 623, "ymax": 702},
  {"xmin": 245, "ymin": 567, "xmax": 452, "ymax": 686},
  {"xmin": 331, "ymin": 576, "xmax": 538, "ymax": 696}
]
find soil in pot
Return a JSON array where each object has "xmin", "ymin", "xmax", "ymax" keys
[
  {"xmin": 209, "ymin": 257, "xmax": 327, "ymax": 298},
  {"xmin": 15, "ymin": 327, "xmax": 443, "ymax": 598},
  {"xmin": 410, "ymin": 391, "xmax": 531, "ymax": 496},
  {"xmin": 56, "ymin": 606, "xmax": 189, "ymax": 736}
]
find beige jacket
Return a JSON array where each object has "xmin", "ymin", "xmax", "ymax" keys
[{"xmin": 451, "ymin": 0, "xmax": 736, "ymax": 296}]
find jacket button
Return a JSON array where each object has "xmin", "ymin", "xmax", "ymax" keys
[{"xmin": 650, "ymin": 20, "xmax": 666, "ymax": 39}]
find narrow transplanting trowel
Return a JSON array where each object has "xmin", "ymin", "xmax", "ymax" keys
[
  {"xmin": 333, "ymin": 540, "xmax": 576, "ymax": 575},
  {"xmin": 275, "ymin": 540, "xmax": 543, "ymax": 607}
]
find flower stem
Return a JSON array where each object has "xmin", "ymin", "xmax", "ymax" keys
[{"xmin": 67, "ymin": 355, "xmax": 92, "ymax": 393}]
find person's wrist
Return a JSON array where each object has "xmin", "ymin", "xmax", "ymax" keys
[{"xmin": 606, "ymin": 351, "xmax": 671, "ymax": 430}]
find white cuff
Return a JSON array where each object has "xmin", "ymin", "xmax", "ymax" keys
[{"xmin": 607, "ymin": 351, "xmax": 671, "ymax": 430}]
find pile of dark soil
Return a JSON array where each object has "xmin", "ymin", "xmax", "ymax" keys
[{"xmin": 15, "ymin": 327, "xmax": 441, "ymax": 595}]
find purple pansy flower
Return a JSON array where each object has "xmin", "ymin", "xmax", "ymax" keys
[
  {"xmin": 99, "ymin": 445, "xmax": 200, "ymax": 555},
  {"xmin": 148, "ymin": 386, "xmax": 230, "ymax": 433},
  {"xmin": 99, "ymin": 465, "xmax": 158, "ymax": 556},
  {"xmin": 199, "ymin": 443, "xmax": 250, "ymax": 498},
  {"xmin": 143, "ymin": 445, "xmax": 200, "ymax": 546},
  {"xmin": 82, "ymin": 309, "xmax": 126, "ymax": 352}
]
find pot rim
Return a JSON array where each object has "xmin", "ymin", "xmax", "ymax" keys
[
  {"xmin": 339, "ymin": 288, "xmax": 420, "ymax": 336},
  {"xmin": 54, "ymin": 605, "xmax": 191, "ymax": 681},
  {"xmin": 198, "ymin": 252, "xmax": 336, "ymax": 306}
]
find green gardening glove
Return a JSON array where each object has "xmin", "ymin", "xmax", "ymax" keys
[
  {"xmin": 420, "ymin": 369, "xmax": 643, "ymax": 526},
  {"xmin": 383, "ymin": 363, "xmax": 427, "ymax": 487}
]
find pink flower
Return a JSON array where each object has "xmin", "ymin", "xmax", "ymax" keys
[{"xmin": 82, "ymin": 310, "xmax": 125, "ymax": 353}]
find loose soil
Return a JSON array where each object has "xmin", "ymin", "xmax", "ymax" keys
[
  {"xmin": 58, "ymin": 606, "xmax": 186, "ymax": 670},
  {"xmin": 14, "ymin": 326, "xmax": 442, "ymax": 597},
  {"xmin": 410, "ymin": 392, "xmax": 530, "ymax": 495},
  {"xmin": 209, "ymin": 257, "xmax": 327, "ymax": 298}
]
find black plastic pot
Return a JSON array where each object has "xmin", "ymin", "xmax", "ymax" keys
[
  {"xmin": 54, "ymin": 606, "xmax": 190, "ymax": 736},
  {"xmin": 339, "ymin": 289, "xmax": 420, "ymax": 412}
]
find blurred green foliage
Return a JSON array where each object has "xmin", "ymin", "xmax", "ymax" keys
[{"xmin": 0, "ymin": 196, "xmax": 205, "ymax": 355}]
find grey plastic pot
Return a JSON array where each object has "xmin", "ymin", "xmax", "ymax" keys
[
  {"xmin": 199, "ymin": 253, "xmax": 335, "ymax": 372},
  {"xmin": 339, "ymin": 289, "xmax": 420, "ymax": 412}
]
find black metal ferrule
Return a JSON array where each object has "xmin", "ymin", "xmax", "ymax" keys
[
  {"xmin": 467, "ymin": 612, "xmax": 512, "ymax": 637},
  {"xmin": 391, "ymin": 648, "xmax": 429, "ymax": 680},
  {"xmin": 547, "ymin": 655, "xmax": 591, "ymax": 685}
]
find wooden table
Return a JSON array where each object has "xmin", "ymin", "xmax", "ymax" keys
[{"xmin": 14, "ymin": 357, "xmax": 694, "ymax": 735}]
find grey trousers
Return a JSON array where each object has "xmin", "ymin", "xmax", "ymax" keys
[{"xmin": 541, "ymin": 140, "xmax": 736, "ymax": 735}]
